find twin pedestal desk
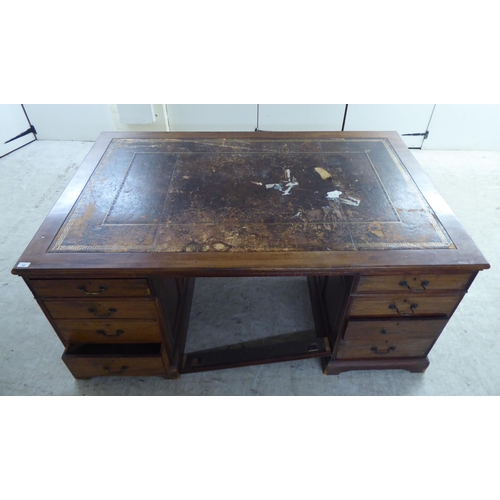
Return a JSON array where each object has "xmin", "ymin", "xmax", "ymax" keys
[{"xmin": 12, "ymin": 132, "xmax": 489, "ymax": 379}]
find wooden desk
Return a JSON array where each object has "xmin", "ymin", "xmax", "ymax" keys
[{"xmin": 12, "ymin": 132, "xmax": 489, "ymax": 378}]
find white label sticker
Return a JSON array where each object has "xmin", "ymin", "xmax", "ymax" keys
[
  {"xmin": 326, "ymin": 190, "xmax": 342, "ymax": 200},
  {"xmin": 17, "ymin": 262, "xmax": 31, "ymax": 268}
]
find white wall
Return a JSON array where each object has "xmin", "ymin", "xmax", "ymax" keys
[
  {"xmin": 0, "ymin": 104, "xmax": 36, "ymax": 157},
  {"xmin": 24, "ymin": 105, "xmax": 115, "ymax": 141},
  {"xmin": 258, "ymin": 104, "xmax": 345, "ymax": 131},
  {"xmin": 165, "ymin": 104, "xmax": 346, "ymax": 132},
  {"xmin": 111, "ymin": 104, "xmax": 168, "ymax": 133},
  {"xmin": 166, "ymin": 104, "xmax": 500, "ymax": 150},
  {"xmin": 23, "ymin": 104, "xmax": 169, "ymax": 141},
  {"xmin": 21, "ymin": 104, "xmax": 500, "ymax": 150},
  {"xmin": 344, "ymin": 104, "xmax": 435, "ymax": 148},
  {"xmin": 424, "ymin": 105, "xmax": 500, "ymax": 151},
  {"xmin": 166, "ymin": 104, "xmax": 256, "ymax": 131}
]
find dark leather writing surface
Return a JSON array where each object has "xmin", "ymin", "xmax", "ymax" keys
[{"xmin": 49, "ymin": 137, "xmax": 454, "ymax": 253}]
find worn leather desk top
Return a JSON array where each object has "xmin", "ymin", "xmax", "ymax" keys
[
  {"xmin": 13, "ymin": 132, "xmax": 489, "ymax": 276},
  {"xmin": 50, "ymin": 135, "xmax": 453, "ymax": 253}
]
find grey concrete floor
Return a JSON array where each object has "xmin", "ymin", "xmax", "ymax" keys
[{"xmin": 1, "ymin": 141, "xmax": 499, "ymax": 395}]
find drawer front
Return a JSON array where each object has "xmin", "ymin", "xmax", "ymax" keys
[
  {"xmin": 337, "ymin": 318, "xmax": 447, "ymax": 360},
  {"xmin": 63, "ymin": 354, "xmax": 166, "ymax": 378},
  {"xmin": 356, "ymin": 273, "xmax": 472, "ymax": 293},
  {"xmin": 344, "ymin": 318, "xmax": 448, "ymax": 341},
  {"xmin": 349, "ymin": 295, "xmax": 461, "ymax": 318},
  {"xmin": 62, "ymin": 344, "xmax": 167, "ymax": 378},
  {"xmin": 44, "ymin": 299, "xmax": 158, "ymax": 320},
  {"xmin": 55, "ymin": 319, "xmax": 162, "ymax": 343},
  {"xmin": 336, "ymin": 337, "xmax": 437, "ymax": 359},
  {"xmin": 30, "ymin": 278, "xmax": 151, "ymax": 298}
]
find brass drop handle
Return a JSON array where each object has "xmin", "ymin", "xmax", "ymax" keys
[
  {"xmin": 371, "ymin": 346, "xmax": 396, "ymax": 355},
  {"xmin": 308, "ymin": 343, "xmax": 319, "ymax": 352},
  {"xmin": 103, "ymin": 365, "xmax": 129, "ymax": 375},
  {"xmin": 77, "ymin": 284, "xmax": 108, "ymax": 295},
  {"xmin": 87, "ymin": 307, "xmax": 117, "ymax": 317},
  {"xmin": 399, "ymin": 280, "xmax": 429, "ymax": 292},
  {"xmin": 389, "ymin": 303, "xmax": 418, "ymax": 316},
  {"xmin": 96, "ymin": 329, "xmax": 124, "ymax": 338}
]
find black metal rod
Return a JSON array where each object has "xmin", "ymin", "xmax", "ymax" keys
[{"xmin": 342, "ymin": 104, "xmax": 349, "ymax": 131}]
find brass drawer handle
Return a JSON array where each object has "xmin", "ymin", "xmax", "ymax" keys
[
  {"xmin": 389, "ymin": 303, "xmax": 418, "ymax": 316},
  {"xmin": 96, "ymin": 329, "xmax": 124, "ymax": 338},
  {"xmin": 103, "ymin": 365, "xmax": 129, "ymax": 375},
  {"xmin": 399, "ymin": 280, "xmax": 429, "ymax": 292},
  {"xmin": 371, "ymin": 346, "xmax": 396, "ymax": 355},
  {"xmin": 87, "ymin": 307, "xmax": 117, "ymax": 317},
  {"xmin": 77, "ymin": 285, "xmax": 108, "ymax": 295}
]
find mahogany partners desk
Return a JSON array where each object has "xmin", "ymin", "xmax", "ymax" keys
[{"xmin": 12, "ymin": 132, "xmax": 489, "ymax": 379}]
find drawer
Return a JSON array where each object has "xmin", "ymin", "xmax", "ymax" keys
[
  {"xmin": 356, "ymin": 273, "xmax": 472, "ymax": 293},
  {"xmin": 336, "ymin": 318, "xmax": 447, "ymax": 360},
  {"xmin": 29, "ymin": 278, "xmax": 151, "ymax": 298},
  {"xmin": 344, "ymin": 318, "xmax": 448, "ymax": 341},
  {"xmin": 44, "ymin": 299, "xmax": 158, "ymax": 320},
  {"xmin": 62, "ymin": 343, "xmax": 167, "ymax": 378},
  {"xmin": 55, "ymin": 319, "xmax": 162, "ymax": 344},
  {"xmin": 349, "ymin": 295, "xmax": 461, "ymax": 318},
  {"xmin": 336, "ymin": 337, "xmax": 437, "ymax": 359}
]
